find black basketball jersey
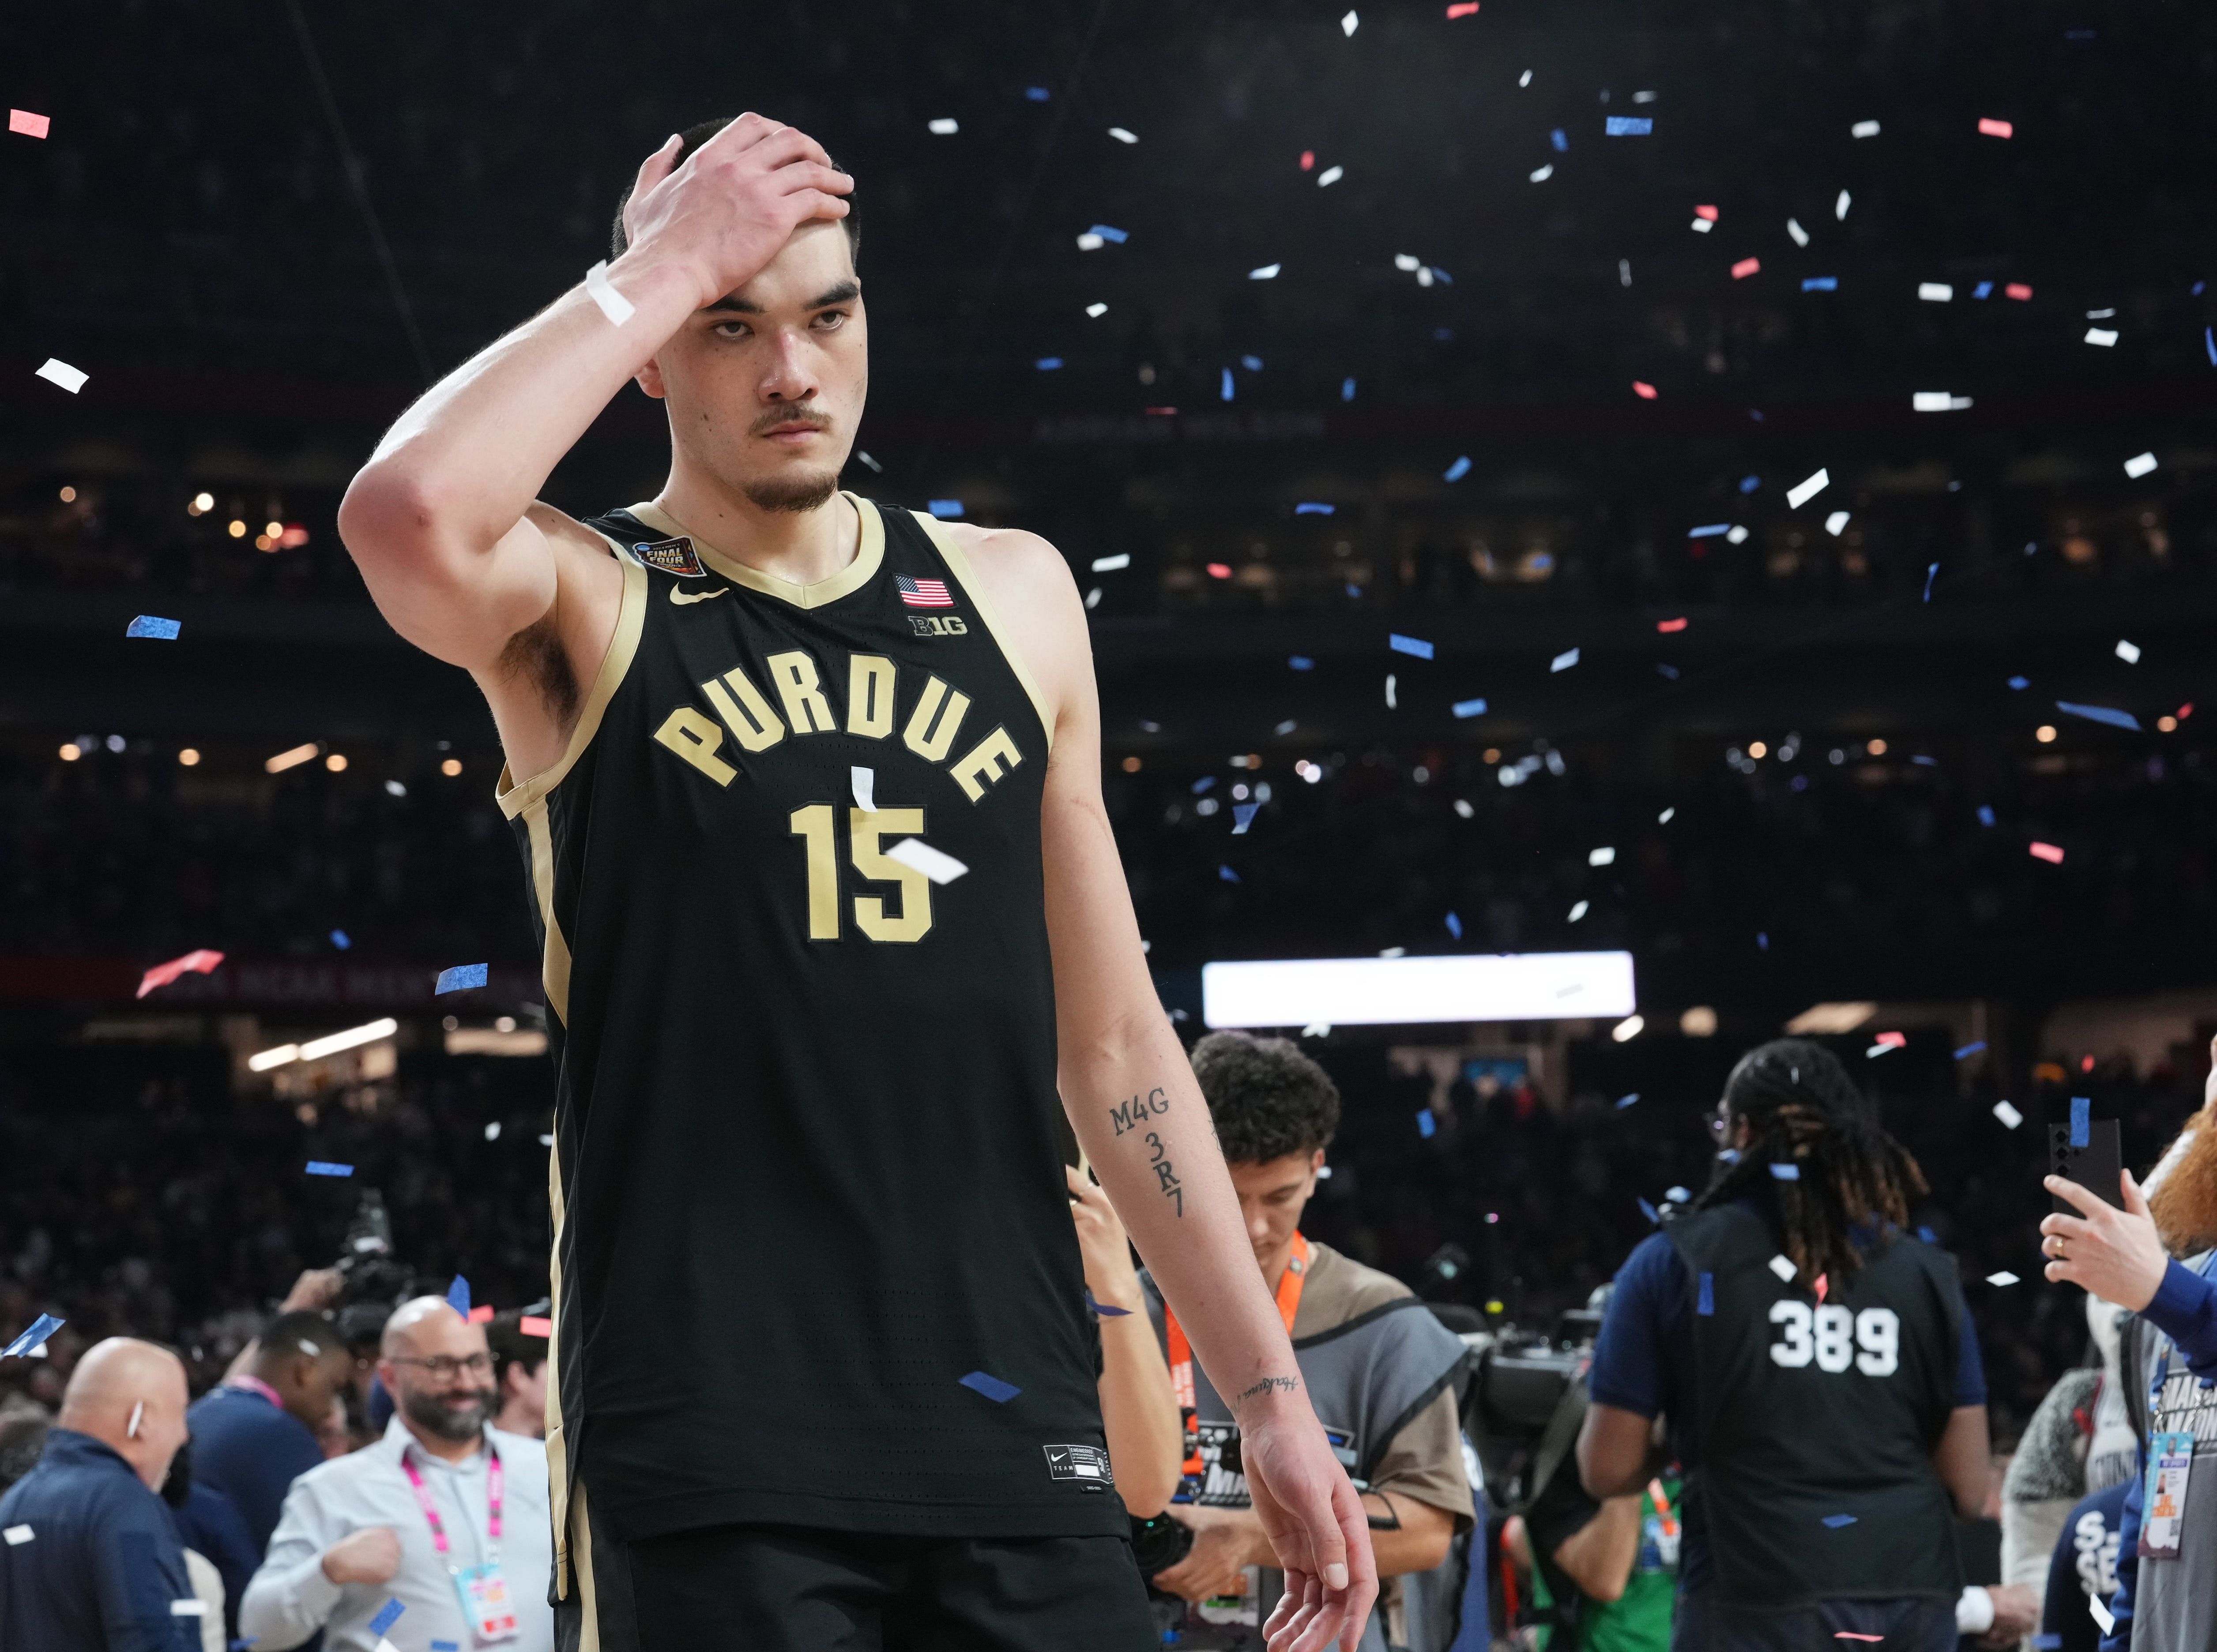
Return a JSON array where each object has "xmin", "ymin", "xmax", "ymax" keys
[
  {"xmin": 497, "ymin": 495, "xmax": 1122, "ymax": 1578},
  {"xmin": 1666, "ymin": 1203, "xmax": 1965, "ymax": 1607}
]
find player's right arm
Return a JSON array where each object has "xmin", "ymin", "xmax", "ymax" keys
[{"xmin": 336, "ymin": 116, "xmax": 851, "ymax": 766}]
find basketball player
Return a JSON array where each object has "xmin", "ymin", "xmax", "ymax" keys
[{"xmin": 336, "ymin": 113, "xmax": 1374, "ymax": 1652}]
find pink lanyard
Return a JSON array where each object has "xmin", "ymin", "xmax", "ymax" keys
[
  {"xmin": 227, "ymin": 1376, "xmax": 284, "ymax": 1409},
  {"xmin": 399, "ymin": 1442, "xmax": 503, "ymax": 1574}
]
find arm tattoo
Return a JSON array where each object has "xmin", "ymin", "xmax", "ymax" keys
[
  {"xmin": 1108, "ymin": 1086, "xmax": 1171, "ymax": 1137},
  {"xmin": 1145, "ymin": 1130, "xmax": 1182, "ymax": 1216},
  {"xmin": 1236, "ymin": 1376, "xmax": 1299, "ymax": 1402}
]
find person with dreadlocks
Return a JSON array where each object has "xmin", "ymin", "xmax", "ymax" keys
[{"xmin": 1572, "ymin": 1039, "xmax": 2007, "ymax": 1652}]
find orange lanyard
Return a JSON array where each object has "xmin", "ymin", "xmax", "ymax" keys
[
  {"xmin": 1166, "ymin": 1233, "xmax": 1308, "ymax": 1479},
  {"xmin": 1647, "ymin": 1477, "xmax": 1679, "ymax": 1538}
]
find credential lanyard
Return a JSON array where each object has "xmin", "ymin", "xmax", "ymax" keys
[
  {"xmin": 1166, "ymin": 1232, "xmax": 1309, "ymax": 1482},
  {"xmin": 2146, "ymin": 1249, "xmax": 2217, "ymax": 1423},
  {"xmin": 400, "ymin": 1440, "xmax": 503, "ymax": 1577}
]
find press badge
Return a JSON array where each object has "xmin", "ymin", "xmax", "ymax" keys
[
  {"xmin": 2138, "ymin": 1432, "xmax": 2194, "ymax": 1559},
  {"xmin": 455, "ymin": 1563, "xmax": 520, "ymax": 1644}
]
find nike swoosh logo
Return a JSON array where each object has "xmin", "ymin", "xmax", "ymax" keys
[{"xmin": 670, "ymin": 586, "xmax": 730, "ymax": 606}]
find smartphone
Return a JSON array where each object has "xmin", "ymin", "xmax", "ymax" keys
[{"xmin": 2051, "ymin": 1118, "xmax": 2125, "ymax": 1213}]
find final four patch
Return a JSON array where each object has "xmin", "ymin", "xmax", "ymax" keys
[{"xmin": 632, "ymin": 536, "xmax": 705, "ymax": 577}]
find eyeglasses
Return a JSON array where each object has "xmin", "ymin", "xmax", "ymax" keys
[{"xmin": 390, "ymin": 1354, "xmax": 493, "ymax": 1381}]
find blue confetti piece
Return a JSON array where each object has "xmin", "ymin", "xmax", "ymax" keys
[
  {"xmin": 1739, "ymin": 474, "xmax": 1762, "ymax": 495},
  {"xmin": 1769, "ymin": 1162, "xmax": 1800, "ymax": 1181},
  {"xmin": 1821, "ymin": 1514, "xmax": 1857, "ymax": 1529},
  {"xmin": 1431, "ymin": 269, "xmax": 1454, "ymax": 288},
  {"xmin": 446, "ymin": 1275, "xmax": 471, "ymax": 1316},
  {"xmin": 2029, "ymin": 1637, "xmax": 2062, "ymax": 1650},
  {"xmin": 1688, "ymin": 522, "xmax": 1731, "ymax": 537},
  {"xmin": 1637, "ymin": 1197, "xmax": 1660, "ymax": 1225},
  {"xmin": 1923, "ymin": 562, "xmax": 1939, "ymax": 602},
  {"xmin": 330, "ymin": 930, "xmax": 350, "ymax": 950},
  {"xmin": 1697, "ymin": 1272, "xmax": 1714, "ymax": 1314},
  {"xmin": 3, "ymin": 1313, "xmax": 65, "ymax": 1358},
  {"xmin": 1616, "ymin": 1093, "xmax": 1640, "ymax": 1109},
  {"xmin": 1083, "ymin": 1287, "xmax": 1130, "ymax": 1319},
  {"xmin": 1344, "ymin": 583, "xmax": 1362, "ymax": 598},
  {"xmin": 2008, "ymin": 675, "xmax": 2030, "ymax": 690},
  {"xmin": 1443, "ymin": 455, "xmax": 1472, "ymax": 483},
  {"xmin": 1025, "ymin": 86, "xmax": 1050, "ymax": 101},
  {"xmin": 1191, "ymin": 776, "xmax": 1217, "ymax": 795},
  {"xmin": 1604, "ymin": 115, "xmax": 1653, "ymax": 136},
  {"xmin": 433, "ymin": 1644, "xmax": 461, "ymax": 1652},
  {"xmin": 1086, "ymin": 225, "xmax": 1128, "ymax": 244},
  {"xmin": 436, "ymin": 962, "xmax": 489, "ymax": 995},
  {"xmin": 2055, "ymin": 700, "xmax": 2142, "ymax": 732},
  {"xmin": 1340, "ymin": 376, "xmax": 1356, "ymax": 401},
  {"xmin": 926, "ymin": 499, "xmax": 965, "ymax": 519},
  {"xmin": 1240, "ymin": 354, "xmax": 1263, "ymax": 371},
  {"xmin": 1972, "ymin": 280, "xmax": 1994, "ymax": 299},
  {"xmin": 1295, "ymin": 501, "xmax": 1334, "ymax": 515},
  {"xmin": 1718, "ymin": 1148, "xmax": 1740, "ymax": 1165},
  {"xmin": 1219, "ymin": 367, "xmax": 1234, "ymax": 402},
  {"xmin": 1801, "ymin": 276, "xmax": 1838, "ymax": 292},
  {"xmin": 1288, "ymin": 655, "xmax": 1314, "ymax": 671},
  {"xmin": 959, "ymin": 1370, "xmax": 1022, "ymax": 1403},
  {"xmin": 1417, "ymin": 1109, "xmax": 1437, "ymax": 1139},
  {"xmin": 2207, "ymin": 326, "xmax": 2215, "ymax": 367},
  {"xmin": 1218, "ymin": 865, "xmax": 1239, "ymax": 883},
  {"xmin": 1911, "ymin": 755, "xmax": 1938, "ymax": 767},
  {"xmin": 125, "ymin": 615, "xmax": 182, "ymax": 640},
  {"xmin": 305, "ymin": 1161, "xmax": 354, "ymax": 1177},
  {"xmin": 1656, "ymin": 663, "xmax": 1680, "ymax": 680},
  {"xmin": 1756, "ymin": 931, "xmax": 1769, "ymax": 951},
  {"xmin": 1034, "ymin": 357, "xmax": 1064, "ymax": 371},
  {"xmin": 1231, "ymin": 803, "xmax": 1259, "ymax": 833},
  {"xmin": 1954, "ymin": 1041, "xmax": 1987, "ymax": 1060},
  {"xmin": 1389, "ymin": 634, "xmax": 1435, "ymax": 660},
  {"xmin": 1977, "ymin": 805, "xmax": 1995, "ymax": 826},
  {"xmin": 1452, "ymin": 698, "xmax": 1487, "ymax": 718},
  {"xmin": 1916, "ymin": 1226, "xmax": 1936, "ymax": 1243},
  {"xmin": 2070, "ymin": 1096, "xmax": 2090, "ymax": 1148},
  {"xmin": 1445, "ymin": 911, "xmax": 1463, "ymax": 940},
  {"xmin": 1550, "ymin": 128, "xmax": 1568, "ymax": 152},
  {"xmin": 369, "ymin": 1599, "xmax": 405, "ymax": 1638}
]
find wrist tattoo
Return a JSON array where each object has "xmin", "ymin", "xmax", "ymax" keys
[
  {"xmin": 1109, "ymin": 1086, "xmax": 1171, "ymax": 1137},
  {"xmin": 1146, "ymin": 1130, "xmax": 1183, "ymax": 1216},
  {"xmin": 1236, "ymin": 1375, "xmax": 1299, "ymax": 1402}
]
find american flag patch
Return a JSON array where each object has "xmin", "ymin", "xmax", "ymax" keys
[{"xmin": 896, "ymin": 574, "xmax": 955, "ymax": 608}]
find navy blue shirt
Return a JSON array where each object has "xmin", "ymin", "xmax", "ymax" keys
[
  {"xmin": 2042, "ymin": 1479, "xmax": 2127, "ymax": 1652},
  {"xmin": 0, "ymin": 1427, "xmax": 199, "ymax": 1652},
  {"xmin": 173, "ymin": 1480, "xmax": 259, "ymax": 1641},
  {"xmin": 186, "ymin": 1382, "xmax": 324, "ymax": 1557}
]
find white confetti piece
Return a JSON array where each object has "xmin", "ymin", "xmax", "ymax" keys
[
  {"xmin": 1986, "ymin": 1270, "xmax": 2020, "ymax": 1287},
  {"xmin": 1834, "ymin": 189, "xmax": 1851, "ymax": 221},
  {"xmin": 1690, "ymin": 216, "xmax": 1713, "ymax": 233},
  {"xmin": 1912, "ymin": 391, "xmax": 1973, "ymax": 412},
  {"xmin": 1394, "ymin": 253, "xmax": 1420, "ymax": 271},
  {"xmin": 1993, "ymin": 1100, "xmax": 2023, "ymax": 1129},
  {"xmin": 1091, "ymin": 552, "xmax": 1129, "ymax": 571},
  {"xmin": 1075, "ymin": 232, "xmax": 1105, "ymax": 251},
  {"xmin": 1769, "ymin": 1254, "xmax": 1798, "ymax": 1282},
  {"xmin": 1785, "ymin": 468, "xmax": 1830, "ymax": 509},
  {"xmin": 1385, "ymin": 673, "xmax": 1397, "ymax": 709},
  {"xmin": 3, "ymin": 1525, "xmax": 31, "ymax": 1545},
  {"xmin": 128, "ymin": 1401, "xmax": 143, "ymax": 1439},
  {"xmin": 1085, "ymin": 302, "xmax": 1107, "ymax": 317},
  {"xmin": 1249, "ymin": 263, "xmax": 1281, "ymax": 280},
  {"xmin": 1918, "ymin": 282, "xmax": 1954, "ymax": 302},
  {"xmin": 851, "ymin": 767, "xmax": 876, "ymax": 812},
  {"xmin": 2085, "ymin": 327, "xmax": 2118, "ymax": 347},
  {"xmin": 2116, "ymin": 638, "xmax": 2142, "ymax": 663},
  {"xmin": 886, "ymin": 837, "xmax": 967, "ymax": 885},
  {"xmin": 299, "ymin": 1338, "xmax": 320, "ymax": 1355},
  {"xmin": 1107, "ymin": 127, "xmax": 1138, "ymax": 144},
  {"xmin": 1340, "ymin": 9, "xmax": 1358, "ymax": 35},
  {"xmin": 1825, "ymin": 510, "xmax": 1851, "ymax": 535},
  {"xmin": 1551, "ymin": 647, "xmax": 1580, "ymax": 672},
  {"xmin": 1851, "ymin": 119, "xmax": 1880, "ymax": 138},
  {"xmin": 1568, "ymin": 900, "xmax": 1589, "ymax": 921},
  {"xmin": 2123, "ymin": 451, "xmax": 2157, "ymax": 479},
  {"xmin": 1317, "ymin": 165, "xmax": 1343, "ymax": 187},
  {"xmin": 35, "ymin": 358, "xmax": 87, "ymax": 394},
  {"xmin": 1530, "ymin": 163, "xmax": 1555, "ymax": 184},
  {"xmin": 927, "ymin": 117, "xmax": 959, "ymax": 135},
  {"xmin": 171, "ymin": 1600, "xmax": 207, "ymax": 1617},
  {"xmin": 1588, "ymin": 846, "xmax": 1616, "ymax": 866},
  {"xmin": 583, "ymin": 261, "xmax": 634, "ymax": 327},
  {"xmin": 2089, "ymin": 1594, "xmax": 2115, "ymax": 1635},
  {"xmin": 1786, "ymin": 218, "xmax": 1809, "ymax": 248}
]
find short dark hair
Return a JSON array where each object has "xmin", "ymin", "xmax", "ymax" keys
[
  {"xmin": 1189, "ymin": 1032, "xmax": 1341, "ymax": 1165},
  {"xmin": 612, "ymin": 116, "xmax": 858, "ymax": 267},
  {"xmin": 486, "ymin": 1309, "xmax": 548, "ymax": 1389},
  {"xmin": 257, "ymin": 1309, "xmax": 338, "ymax": 1365}
]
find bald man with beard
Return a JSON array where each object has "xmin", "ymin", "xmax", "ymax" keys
[{"xmin": 0, "ymin": 1336, "xmax": 201, "ymax": 1651}]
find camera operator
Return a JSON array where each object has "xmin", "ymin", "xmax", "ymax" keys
[
  {"xmin": 1576, "ymin": 1039, "xmax": 2019, "ymax": 1651},
  {"xmin": 1139, "ymin": 1032, "xmax": 1473, "ymax": 1652}
]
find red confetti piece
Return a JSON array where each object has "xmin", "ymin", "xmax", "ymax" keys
[
  {"xmin": 1445, "ymin": 0, "xmax": 1480, "ymax": 14},
  {"xmin": 9, "ymin": 110, "xmax": 51, "ymax": 139},
  {"xmin": 136, "ymin": 949, "xmax": 225, "ymax": 999},
  {"xmin": 2004, "ymin": 282, "xmax": 2033, "ymax": 300},
  {"xmin": 1977, "ymin": 117, "xmax": 2013, "ymax": 138},
  {"xmin": 1874, "ymin": 1031, "xmax": 1907, "ymax": 1048},
  {"xmin": 519, "ymin": 1315, "xmax": 553, "ymax": 1337},
  {"xmin": 1694, "ymin": 204, "xmax": 1719, "ymax": 222},
  {"xmin": 2178, "ymin": 702, "xmax": 2194, "ymax": 720},
  {"xmin": 1299, "ymin": 150, "xmax": 1314, "ymax": 170},
  {"xmin": 1656, "ymin": 617, "xmax": 1688, "ymax": 633},
  {"xmin": 1632, "ymin": 381, "xmax": 1659, "ymax": 399},
  {"xmin": 1814, "ymin": 1273, "xmax": 1828, "ymax": 1303},
  {"xmin": 2029, "ymin": 841, "xmax": 2065, "ymax": 864},
  {"xmin": 1144, "ymin": 405, "xmax": 1178, "ymax": 415},
  {"xmin": 1834, "ymin": 1636, "xmax": 1885, "ymax": 1643},
  {"xmin": 1731, "ymin": 256, "xmax": 1761, "ymax": 279},
  {"xmin": 467, "ymin": 1305, "xmax": 495, "ymax": 1324},
  {"xmin": 1207, "ymin": 562, "xmax": 1233, "ymax": 579}
]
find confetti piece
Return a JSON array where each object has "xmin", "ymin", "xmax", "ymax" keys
[
  {"xmin": 2123, "ymin": 451, "xmax": 2157, "ymax": 479},
  {"xmin": 1231, "ymin": 803, "xmax": 1259, "ymax": 834},
  {"xmin": 851, "ymin": 766, "xmax": 876, "ymax": 812},
  {"xmin": 1341, "ymin": 10, "xmax": 1358, "ymax": 35},
  {"xmin": 1550, "ymin": 128, "xmax": 1568, "ymax": 152},
  {"xmin": 1694, "ymin": 204, "xmax": 1719, "ymax": 223},
  {"xmin": 437, "ymin": 963, "xmax": 489, "ymax": 994},
  {"xmin": 1317, "ymin": 165, "xmax": 1344, "ymax": 187},
  {"xmin": 1656, "ymin": 618, "xmax": 1689, "ymax": 635},
  {"xmin": 9, "ymin": 110, "xmax": 51, "ymax": 139},
  {"xmin": 1785, "ymin": 468, "xmax": 1829, "ymax": 509},
  {"xmin": 960, "ymin": 1370, "xmax": 1022, "ymax": 1403},
  {"xmin": 1084, "ymin": 1288, "xmax": 1131, "ymax": 1318},
  {"xmin": 1770, "ymin": 1163, "xmax": 1801, "ymax": 1181},
  {"xmin": 447, "ymin": 1275, "xmax": 471, "ymax": 1316},
  {"xmin": 1084, "ymin": 302, "xmax": 1107, "ymax": 318},
  {"xmin": 1075, "ymin": 233, "xmax": 1104, "ymax": 251},
  {"xmin": 927, "ymin": 118, "xmax": 959, "ymax": 135},
  {"xmin": 1529, "ymin": 164, "xmax": 1554, "ymax": 184},
  {"xmin": 1550, "ymin": 647, "xmax": 1580, "ymax": 672},
  {"xmin": 1616, "ymin": 1093, "xmax": 1640, "ymax": 1109},
  {"xmin": 1731, "ymin": 257, "xmax": 1761, "ymax": 280},
  {"xmin": 1384, "ymin": 674, "xmax": 1396, "ymax": 709},
  {"xmin": 2029, "ymin": 841, "xmax": 2065, "ymax": 865},
  {"xmin": 886, "ymin": 837, "xmax": 968, "ymax": 884},
  {"xmin": 1987, "ymin": 1271, "xmax": 2019, "ymax": 1287},
  {"xmin": 1446, "ymin": 1, "xmax": 1480, "ymax": 15},
  {"xmin": 35, "ymin": 358, "xmax": 88, "ymax": 394},
  {"xmin": 1295, "ymin": 502, "xmax": 1334, "ymax": 515},
  {"xmin": 376, "ymin": 1640, "xmax": 399, "ymax": 1652},
  {"xmin": 1087, "ymin": 225, "xmax": 1128, "ymax": 244},
  {"xmin": 305, "ymin": 1162, "xmax": 354, "ymax": 1177},
  {"xmin": 1834, "ymin": 1633, "xmax": 1884, "ymax": 1642},
  {"xmin": 1389, "ymin": 633, "xmax": 1434, "ymax": 660},
  {"xmin": 1768, "ymin": 1255, "xmax": 1797, "ymax": 1283},
  {"xmin": 520, "ymin": 1315, "xmax": 553, "ymax": 1337},
  {"xmin": 1340, "ymin": 376, "xmax": 1356, "ymax": 399},
  {"xmin": 126, "ymin": 615, "xmax": 181, "ymax": 640},
  {"xmin": 1851, "ymin": 119, "xmax": 1879, "ymax": 138},
  {"xmin": 1249, "ymin": 263, "xmax": 1281, "ymax": 280},
  {"xmin": 1418, "ymin": 1109, "xmax": 1438, "ymax": 1139},
  {"xmin": 1824, "ymin": 510, "xmax": 1850, "ymax": 536},
  {"xmin": 137, "ymin": 949, "xmax": 225, "ymax": 999},
  {"xmin": 2005, "ymin": 282, "xmax": 2033, "ymax": 300},
  {"xmin": 1443, "ymin": 455, "xmax": 1472, "ymax": 482},
  {"xmin": 1632, "ymin": 380, "xmax": 1658, "ymax": 399},
  {"xmin": 4, "ymin": 1315, "xmax": 64, "ymax": 1359},
  {"xmin": 1605, "ymin": 116, "xmax": 1652, "ymax": 136},
  {"xmin": 1588, "ymin": 846, "xmax": 1615, "ymax": 867},
  {"xmin": 1091, "ymin": 553, "xmax": 1129, "ymax": 572},
  {"xmin": 468, "ymin": 1305, "xmax": 494, "ymax": 1324},
  {"xmin": 1034, "ymin": 357, "xmax": 1063, "ymax": 371},
  {"xmin": 1567, "ymin": 900, "xmax": 1589, "ymax": 921},
  {"xmin": 1873, "ymin": 1030, "xmax": 1906, "ymax": 1050},
  {"xmin": 2116, "ymin": 638, "xmax": 2142, "ymax": 663},
  {"xmin": 1923, "ymin": 563, "xmax": 1940, "ymax": 601},
  {"xmin": 2, "ymin": 1526, "xmax": 30, "ymax": 1544},
  {"xmin": 1107, "ymin": 126, "xmax": 1138, "ymax": 144},
  {"xmin": 2085, "ymin": 327, "xmax": 2118, "ymax": 347},
  {"xmin": 1444, "ymin": 911, "xmax": 1462, "ymax": 939},
  {"xmin": 1814, "ymin": 1273, "xmax": 1828, "ymax": 1303},
  {"xmin": 1954, "ymin": 1041, "xmax": 1987, "ymax": 1060},
  {"xmin": 1786, "ymin": 218, "xmax": 1810, "ymax": 248},
  {"xmin": 1821, "ymin": 1514, "xmax": 1857, "ymax": 1528},
  {"xmin": 1977, "ymin": 117, "xmax": 2013, "ymax": 138},
  {"xmin": 331, "ymin": 931, "xmax": 352, "ymax": 950},
  {"xmin": 1220, "ymin": 368, "xmax": 1235, "ymax": 401},
  {"xmin": 583, "ymin": 261, "xmax": 634, "ymax": 327},
  {"xmin": 2055, "ymin": 701, "xmax": 2141, "ymax": 732},
  {"xmin": 369, "ymin": 1599, "xmax": 405, "ymax": 1638},
  {"xmin": 1912, "ymin": 391, "xmax": 1973, "ymax": 411},
  {"xmin": 171, "ymin": 1600, "xmax": 206, "ymax": 1616},
  {"xmin": 2070, "ymin": 1095, "xmax": 2090, "ymax": 1148},
  {"xmin": 1835, "ymin": 190, "xmax": 1851, "ymax": 220},
  {"xmin": 2089, "ymin": 1594, "xmax": 2115, "ymax": 1635},
  {"xmin": 1452, "ymin": 698, "xmax": 1487, "ymax": 718},
  {"xmin": 1289, "ymin": 656, "xmax": 1314, "ymax": 671},
  {"xmin": 1694, "ymin": 1272, "xmax": 1714, "ymax": 1315},
  {"xmin": 1918, "ymin": 282, "xmax": 1954, "ymax": 302},
  {"xmin": 129, "ymin": 1401, "xmax": 143, "ymax": 1439}
]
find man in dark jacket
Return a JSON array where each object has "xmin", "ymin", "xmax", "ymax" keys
[
  {"xmin": 0, "ymin": 1337, "xmax": 200, "ymax": 1651},
  {"xmin": 188, "ymin": 1309, "xmax": 354, "ymax": 1555}
]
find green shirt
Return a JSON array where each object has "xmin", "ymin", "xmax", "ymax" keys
[{"xmin": 1531, "ymin": 1475, "xmax": 1679, "ymax": 1652}]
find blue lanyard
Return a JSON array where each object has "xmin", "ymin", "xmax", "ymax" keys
[{"xmin": 2146, "ymin": 1250, "xmax": 2217, "ymax": 1419}]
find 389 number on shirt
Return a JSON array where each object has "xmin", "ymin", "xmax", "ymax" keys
[{"xmin": 1767, "ymin": 1302, "xmax": 1899, "ymax": 1375}]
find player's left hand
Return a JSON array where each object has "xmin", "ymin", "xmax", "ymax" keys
[
  {"xmin": 1238, "ymin": 1399, "xmax": 1377, "ymax": 1652},
  {"xmin": 2041, "ymin": 1168, "xmax": 2168, "ymax": 1310}
]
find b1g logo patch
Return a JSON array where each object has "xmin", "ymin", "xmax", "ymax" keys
[
  {"xmin": 1043, "ymin": 1444, "xmax": 1114, "ymax": 1491},
  {"xmin": 908, "ymin": 614, "xmax": 969, "ymax": 638},
  {"xmin": 632, "ymin": 537, "xmax": 705, "ymax": 577}
]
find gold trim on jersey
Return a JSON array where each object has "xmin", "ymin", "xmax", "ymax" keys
[
  {"xmin": 625, "ymin": 492, "xmax": 885, "ymax": 611},
  {"xmin": 546, "ymin": 1140, "xmax": 573, "ymax": 1599},
  {"xmin": 522, "ymin": 802, "xmax": 571, "ymax": 1025},
  {"xmin": 494, "ymin": 542, "xmax": 650, "ymax": 822},
  {"xmin": 908, "ymin": 511, "xmax": 1058, "ymax": 751}
]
